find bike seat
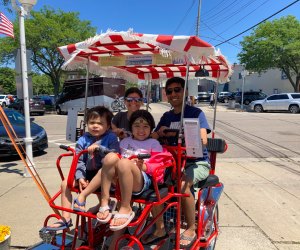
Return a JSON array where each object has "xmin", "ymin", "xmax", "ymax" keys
[{"xmin": 197, "ymin": 174, "xmax": 219, "ymax": 189}]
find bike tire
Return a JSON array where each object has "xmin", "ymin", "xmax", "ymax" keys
[
  {"xmin": 111, "ymin": 100, "xmax": 119, "ymax": 110},
  {"xmin": 121, "ymin": 102, "xmax": 126, "ymax": 110},
  {"xmin": 200, "ymin": 204, "xmax": 219, "ymax": 250}
]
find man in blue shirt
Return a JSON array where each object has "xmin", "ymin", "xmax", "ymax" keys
[{"xmin": 145, "ymin": 77, "xmax": 211, "ymax": 248}]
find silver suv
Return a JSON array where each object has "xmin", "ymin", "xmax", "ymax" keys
[{"xmin": 250, "ymin": 93, "xmax": 300, "ymax": 114}]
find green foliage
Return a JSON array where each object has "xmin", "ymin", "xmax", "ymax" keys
[
  {"xmin": 238, "ymin": 15, "xmax": 300, "ymax": 92},
  {"xmin": 125, "ymin": 82, "xmax": 139, "ymax": 90},
  {"xmin": 0, "ymin": 67, "xmax": 16, "ymax": 94},
  {"xmin": 32, "ymin": 73, "xmax": 53, "ymax": 95},
  {"xmin": 0, "ymin": 6, "xmax": 96, "ymax": 96}
]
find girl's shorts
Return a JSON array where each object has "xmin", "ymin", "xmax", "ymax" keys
[{"xmin": 132, "ymin": 171, "xmax": 152, "ymax": 196}]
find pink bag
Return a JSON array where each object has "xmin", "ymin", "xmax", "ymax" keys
[{"xmin": 145, "ymin": 150, "xmax": 174, "ymax": 184}]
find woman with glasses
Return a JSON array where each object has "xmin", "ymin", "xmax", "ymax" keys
[{"xmin": 112, "ymin": 87, "xmax": 144, "ymax": 140}]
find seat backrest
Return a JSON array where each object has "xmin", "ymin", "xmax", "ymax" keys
[
  {"xmin": 207, "ymin": 138, "xmax": 227, "ymax": 174},
  {"xmin": 207, "ymin": 138, "xmax": 227, "ymax": 153}
]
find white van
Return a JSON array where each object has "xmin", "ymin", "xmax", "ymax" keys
[{"xmin": 55, "ymin": 77, "xmax": 126, "ymax": 114}]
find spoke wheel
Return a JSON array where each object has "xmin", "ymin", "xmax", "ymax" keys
[
  {"xmin": 200, "ymin": 205, "xmax": 219, "ymax": 250},
  {"xmin": 289, "ymin": 105, "xmax": 299, "ymax": 114},
  {"xmin": 111, "ymin": 101, "xmax": 119, "ymax": 111},
  {"xmin": 254, "ymin": 105, "xmax": 263, "ymax": 113}
]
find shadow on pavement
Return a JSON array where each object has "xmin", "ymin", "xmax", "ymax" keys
[{"xmin": 0, "ymin": 162, "xmax": 23, "ymax": 176}]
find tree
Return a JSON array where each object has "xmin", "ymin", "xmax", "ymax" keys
[
  {"xmin": 32, "ymin": 73, "xmax": 53, "ymax": 95},
  {"xmin": 0, "ymin": 7, "xmax": 96, "ymax": 97},
  {"xmin": 0, "ymin": 67, "xmax": 16, "ymax": 94},
  {"xmin": 238, "ymin": 15, "xmax": 300, "ymax": 92}
]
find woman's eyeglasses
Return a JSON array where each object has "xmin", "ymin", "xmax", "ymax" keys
[
  {"xmin": 166, "ymin": 87, "xmax": 182, "ymax": 95},
  {"xmin": 125, "ymin": 97, "xmax": 143, "ymax": 103}
]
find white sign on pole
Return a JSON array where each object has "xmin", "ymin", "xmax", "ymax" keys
[
  {"xmin": 16, "ymin": 75, "xmax": 33, "ymax": 99},
  {"xmin": 15, "ymin": 49, "xmax": 33, "ymax": 99},
  {"xmin": 183, "ymin": 118, "xmax": 203, "ymax": 157},
  {"xmin": 66, "ymin": 108, "xmax": 79, "ymax": 142}
]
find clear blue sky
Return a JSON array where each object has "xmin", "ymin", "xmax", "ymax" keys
[{"xmin": 2, "ymin": 0, "xmax": 300, "ymax": 64}]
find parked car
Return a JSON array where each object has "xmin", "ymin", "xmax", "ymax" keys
[
  {"xmin": 0, "ymin": 95, "xmax": 11, "ymax": 107},
  {"xmin": 250, "ymin": 93, "xmax": 300, "ymax": 114},
  {"xmin": 0, "ymin": 109, "xmax": 48, "ymax": 156},
  {"xmin": 197, "ymin": 92, "xmax": 210, "ymax": 103},
  {"xmin": 217, "ymin": 92, "xmax": 231, "ymax": 103},
  {"xmin": 8, "ymin": 97, "xmax": 45, "ymax": 115},
  {"xmin": 235, "ymin": 91, "xmax": 267, "ymax": 105},
  {"xmin": 37, "ymin": 95, "xmax": 55, "ymax": 111}
]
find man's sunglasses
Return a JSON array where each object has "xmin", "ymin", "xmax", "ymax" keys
[
  {"xmin": 166, "ymin": 87, "xmax": 182, "ymax": 95},
  {"xmin": 125, "ymin": 97, "xmax": 143, "ymax": 102}
]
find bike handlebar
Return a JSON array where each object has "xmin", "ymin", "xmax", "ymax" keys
[
  {"xmin": 137, "ymin": 153, "xmax": 151, "ymax": 159},
  {"xmin": 59, "ymin": 144, "xmax": 116, "ymax": 155},
  {"xmin": 59, "ymin": 145, "xmax": 72, "ymax": 151},
  {"xmin": 94, "ymin": 145, "xmax": 116, "ymax": 154}
]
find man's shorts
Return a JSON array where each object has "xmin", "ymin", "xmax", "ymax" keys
[
  {"xmin": 132, "ymin": 171, "xmax": 152, "ymax": 196},
  {"xmin": 184, "ymin": 161, "xmax": 210, "ymax": 185}
]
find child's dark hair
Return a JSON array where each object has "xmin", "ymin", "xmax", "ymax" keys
[
  {"xmin": 129, "ymin": 110, "xmax": 155, "ymax": 132},
  {"xmin": 125, "ymin": 87, "xmax": 143, "ymax": 98},
  {"xmin": 165, "ymin": 77, "xmax": 185, "ymax": 90},
  {"xmin": 85, "ymin": 106, "xmax": 113, "ymax": 127}
]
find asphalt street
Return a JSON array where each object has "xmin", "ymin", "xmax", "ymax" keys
[{"xmin": 0, "ymin": 102, "xmax": 299, "ymax": 250}]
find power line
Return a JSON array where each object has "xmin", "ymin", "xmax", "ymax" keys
[
  {"xmin": 214, "ymin": 0, "xmax": 300, "ymax": 47},
  {"xmin": 210, "ymin": 0, "xmax": 272, "ymax": 38},
  {"xmin": 201, "ymin": 22, "xmax": 241, "ymax": 49},
  {"xmin": 172, "ymin": 0, "xmax": 196, "ymax": 35},
  {"xmin": 202, "ymin": 0, "xmax": 260, "ymax": 31}
]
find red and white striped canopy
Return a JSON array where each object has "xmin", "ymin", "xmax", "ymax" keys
[{"xmin": 58, "ymin": 30, "xmax": 232, "ymax": 83}]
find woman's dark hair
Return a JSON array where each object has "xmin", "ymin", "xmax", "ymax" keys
[
  {"xmin": 165, "ymin": 77, "xmax": 185, "ymax": 90},
  {"xmin": 129, "ymin": 110, "xmax": 155, "ymax": 132},
  {"xmin": 125, "ymin": 87, "xmax": 143, "ymax": 98},
  {"xmin": 85, "ymin": 106, "xmax": 113, "ymax": 127}
]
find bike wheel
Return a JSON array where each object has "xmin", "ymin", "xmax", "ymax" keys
[
  {"xmin": 111, "ymin": 101, "xmax": 119, "ymax": 111},
  {"xmin": 121, "ymin": 101, "xmax": 126, "ymax": 110},
  {"xmin": 200, "ymin": 204, "xmax": 219, "ymax": 250}
]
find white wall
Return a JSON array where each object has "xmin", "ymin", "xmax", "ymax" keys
[{"xmin": 229, "ymin": 65, "xmax": 295, "ymax": 95}]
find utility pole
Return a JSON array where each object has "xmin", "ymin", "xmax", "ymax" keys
[
  {"xmin": 241, "ymin": 68, "xmax": 249, "ymax": 111},
  {"xmin": 196, "ymin": 0, "xmax": 202, "ymax": 37},
  {"xmin": 196, "ymin": 0, "xmax": 203, "ymax": 105}
]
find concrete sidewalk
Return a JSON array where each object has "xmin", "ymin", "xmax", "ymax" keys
[
  {"xmin": 1, "ymin": 158, "xmax": 299, "ymax": 249},
  {"xmin": 0, "ymin": 103, "xmax": 299, "ymax": 249}
]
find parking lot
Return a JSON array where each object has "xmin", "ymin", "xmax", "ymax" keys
[{"xmin": 0, "ymin": 103, "xmax": 300, "ymax": 249}]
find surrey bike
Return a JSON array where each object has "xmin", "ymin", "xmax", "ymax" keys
[
  {"xmin": 108, "ymin": 129, "xmax": 227, "ymax": 250},
  {"xmin": 37, "ymin": 128, "xmax": 227, "ymax": 250},
  {"xmin": 38, "ymin": 144, "xmax": 178, "ymax": 250}
]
